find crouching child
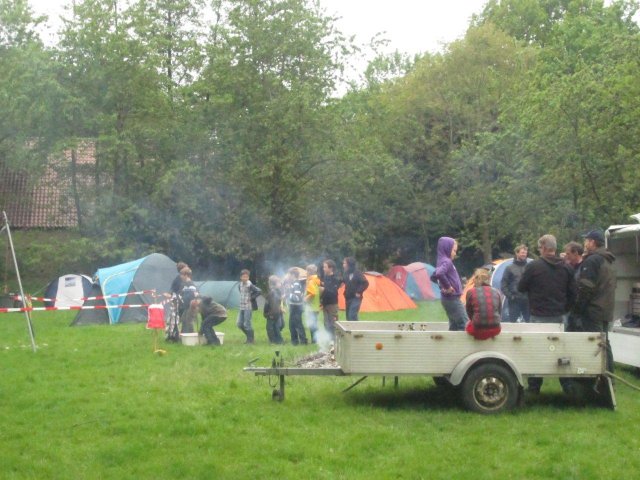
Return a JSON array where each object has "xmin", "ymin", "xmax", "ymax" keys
[{"xmin": 199, "ymin": 296, "xmax": 227, "ymax": 346}]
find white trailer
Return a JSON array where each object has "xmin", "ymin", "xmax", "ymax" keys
[
  {"xmin": 607, "ymin": 214, "xmax": 640, "ymax": 369},
  {"xmin": 246, "ymin": 321, "xmax": 614, "ymax": 414}
]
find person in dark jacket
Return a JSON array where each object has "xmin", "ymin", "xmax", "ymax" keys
[
  {"xmin": 518, "ymin": 234, "xmax": 577, "ymax": 393},
  {"xmin": 500, "ymin": 245, "xmax": 530, "ymax": 323},
  {"xmin": 169, "ymin": 261, "xmax": 188, "ymax": 297},
  {"xmin": 574, "ymin": 229, "xmax": 616, "ymax": 373},
  {"xmin": 563, "ymin": 241, "xmax": 584, "ymax": 278},
  {"xmin": 263, "ymin": 275, "xmax": 284, "ymax": 344},
  {"xmin": 563, "ymin": 241, "xmax": 585, "ymax": 332},
  {"xmin": 342, "ymin": 257, "xmax": 369, "ymax": 321},
  {"xmin": 431, "ymin": 237, "xmax": 468, "ymax": 331},
  {"xmin": 320, "ymin": 259, "xmax": 343, "ymax": 340},
  {"xmin": 518, "ymin": 235, "xmax": 577, "ymax": 321},
  {"xmin": 178, "ymin": 268, "xmax": 199, "ymax": 334},
  {"xmin": 199, "ymin": 296, "xmax": 227, "ymax": 346},
  {"xmin": 164, "ymin": 262, "xmax": 188, "ymax": 342}
]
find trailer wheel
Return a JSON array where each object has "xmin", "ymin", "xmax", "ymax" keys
[
  {"xmin": 461, "ymin": 363, "xmax": 518, "ymax": 414},
  {"xmin": 432, "ymin": 376, "xmax": 450, "ymax": 388}
]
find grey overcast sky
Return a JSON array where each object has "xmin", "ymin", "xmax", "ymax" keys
[
  {"xmin": 30, "ymin": 0, "xmax": 488, "ymax": 54},
  {"xmin": 319, "ymin": 0, "xmax": 487, "ymax": 55},
  {"xmin": 29, "ymin": 0, "xmax": 488, "ymax": 86}
]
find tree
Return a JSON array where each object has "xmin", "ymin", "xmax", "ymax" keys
[
  {"xmin": 473, "ymin": 0, "xmax": 575, "ymax": 46},
  {"xmin": 196, "ymin": 0, "xmax": 347, "ymax": 264},
  {"xmin": 369, "ymin": 24, "xmax": 534, "ymax": 263},
  {"xmin": 503, "ymin": 0, "xmax": 640, "ymax": 231},
  {"xmin": 0, "ymin": 0, "xmax": 61, "ymax": 169},
  {"xmin": 57, "ymin": 0, "xmax": 207, "ymax": 244}
]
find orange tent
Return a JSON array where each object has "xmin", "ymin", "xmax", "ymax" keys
[
  {"xmin": 461, "ymin": 259, "xmax": 506, "ymax": 303},
  {"xmin": 338, "ymin": 272, "xmax": 417, "ymax": 312}
]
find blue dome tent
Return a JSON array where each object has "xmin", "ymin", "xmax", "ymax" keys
[{"xmin": 72, "ymin": 253, "xmax": 176, "ymax": 325}]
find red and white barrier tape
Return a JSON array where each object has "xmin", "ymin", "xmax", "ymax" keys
[
  {"xmin": 0, "ymin": 304, "xmax": 151, "ymax": 314},
  {"xmin": 13, "ymin": 290, "xmax": 158, "ymax": 304}
]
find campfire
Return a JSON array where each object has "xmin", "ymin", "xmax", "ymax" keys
[{"xmin": 294, "ymin": 347, "xmax": 338, "ymax": 368}]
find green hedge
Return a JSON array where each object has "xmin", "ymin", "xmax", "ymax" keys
[{"xmin": 2, "ymin": 230, "xmax": 137, "ymax": 291}]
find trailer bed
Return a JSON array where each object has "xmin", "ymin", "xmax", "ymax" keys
[
  {"xmin": 245, "ymin": 321, "xmax": 613, "ymax": 412},
  {"xmin": 335, "ymin": 321, "xmax": 603, "ymax": 380}
]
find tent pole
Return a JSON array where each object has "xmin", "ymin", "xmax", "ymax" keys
[{"xmin": 2, "ymin": 211, "xmax": 37, "ymax": 352}]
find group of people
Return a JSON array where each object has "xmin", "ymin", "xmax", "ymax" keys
[
  {"xmin": 431, "ymin": 230, "xmax": 616, "ymax": 394},
  {"xmin": 165, "ymin": 258, "xmax": 370, "ymax": 347},
  {"xmin": 166, "ymin": 262, "xmax": 228, "ymax": 347},
  {"xmin": 167, "ymin": 229, "xmax": 616, "ymax": 378},
  {"xmin": 236, "ymin": 258, "xmax": 369, "ymax": 345}
]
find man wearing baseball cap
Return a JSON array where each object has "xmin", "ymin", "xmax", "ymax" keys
[{"xmin": 574, "ymin": 229, "xmax": 616, "ymax": 374}]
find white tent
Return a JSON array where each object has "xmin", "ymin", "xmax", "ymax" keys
[{"xmin": 44, "ymin": 274, "xmax": 93, "ymax": 308}]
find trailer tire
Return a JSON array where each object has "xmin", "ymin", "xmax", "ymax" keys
[
  {"xmin": 432, "ymin": 376, "xmax": 451, "ymax": 388},
  {"xmin": 461, "ymin": 363, "xmax": 518, "ymax": 414}
]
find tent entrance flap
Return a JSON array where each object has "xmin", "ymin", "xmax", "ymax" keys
[{"xmin": 99, "ymin": 263, "xmax": 143, "ymax": 324}]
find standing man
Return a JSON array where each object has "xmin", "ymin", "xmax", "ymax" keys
[
  {"xmin": 574, "ymin": 230, "xmax": 616, "ymax": 373},
  {"xmin": 501, "ymin": 245, "xmax": 530, "ymax": 323},
  {"xmin": 563, "ymin": 241, "xmax": 585, "ymax": 332},
  {"xmin": 320, "ymin": 259, "xmax": 342, "ymax": 340},
  {"xmin": 342, "ymin": 257, "xmax": 369, "ymax": 321},
  {"xmin": 518, "ymin": 234, "xmax": 577, "ymax": 393},
  {"xmin": 563, "ymin": 241, "xmax": 584, "ymax": 276}
]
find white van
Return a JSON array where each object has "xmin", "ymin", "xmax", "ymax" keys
[{"xmin": 607, "ymin": 213, "xmax": 640, "ymax": 368}]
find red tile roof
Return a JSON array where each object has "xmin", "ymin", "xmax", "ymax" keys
[{"xmin": 0, "ymin": 142, "xmax": 96, "ymax": 228}]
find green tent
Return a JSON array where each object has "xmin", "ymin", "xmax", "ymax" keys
[{"xmin": 194, "ymin": 281, "xmax": 240, "ymax": 309}]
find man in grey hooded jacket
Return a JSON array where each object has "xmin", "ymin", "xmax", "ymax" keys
[{"xmin": 501, "ymin": 244, "xmax": 530, "ymax": 323}]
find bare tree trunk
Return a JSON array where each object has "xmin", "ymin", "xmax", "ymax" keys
[
  {"xmin": 480, "ymin": 210, "xmax": 492, "ymax": 264},
  {"xmin": 70, "ymin": 148, "xmax": 83, "ymax": 229}
]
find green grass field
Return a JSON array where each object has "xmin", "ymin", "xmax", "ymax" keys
[{"xmin": 2, "ymin": 303, "xmax": 640, "ymax": 479}]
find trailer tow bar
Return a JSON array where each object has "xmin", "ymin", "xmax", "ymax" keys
[{"xmin": 244, "ymin": 352, "xmax": 346, "ymax": 401}]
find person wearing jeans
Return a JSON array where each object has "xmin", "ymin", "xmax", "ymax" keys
[
  {"xmin": 431, "ymin": 237, "xmax": 468, "ymax": 331},
  {"xmin": 501, "ymin": 245, "xmax": 530, "ymax": 323},
  {"xmin": 342, "ymin": 257, "xmax": 369, "ymax": 321},
  {"xmin": 237, "ymin": 269, "xmax": 260, "ymax": 344}
]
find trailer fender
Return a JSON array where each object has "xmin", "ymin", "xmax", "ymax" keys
[{"xmin": 449, "ymin": 352, "xmax": 524, "ymax": 387}]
